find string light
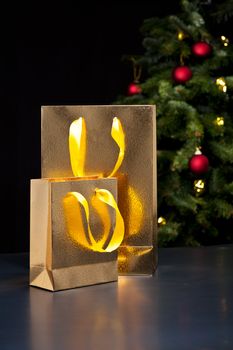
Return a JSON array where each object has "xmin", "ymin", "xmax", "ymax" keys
[
  {"xmin": 221, "ymin": 35, "xmax": 229, "ymax": 47},
  {"xmin": 158, "ymin": 217, "xmax": 167, "ymax": 225},
  {"xmin": 195, "ymin": 146, "xmax": 202, "ymax": 155},
  {"xmin": 215, "ymin": 116, "xmax": 224, "ymax": 126},
  {"xmin": 216, "ymin": 77, "xmax": 227, "ymax": 93},
  {"xmin": 194, "ymin": 179, "xmax": 205, "ymax": 194},
  {"xmin": 178, "ymin": 31, "xmax": 185, "ymax": 40}
]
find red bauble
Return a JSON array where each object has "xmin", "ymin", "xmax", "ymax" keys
[
  {"xmin": 189, "ymin": 154, "xmax": 209, "ymax": 174},
  {"xmin": 127, "ymin": 82, "xmax": 142, "ymax": 95},
  {"xmin": 192, "ymin": 41, "xmax": 212, "ymax": 57},
  {"xmin": 172, "ymin": 66, "xmax": 192, "ymax": 84}
]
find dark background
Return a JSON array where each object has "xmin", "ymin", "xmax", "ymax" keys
[{"xmin": 1, "ymin": 2, "xmax": 230, "ymax": 252}]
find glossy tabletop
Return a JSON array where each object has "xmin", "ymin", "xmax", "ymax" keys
[{"xmin": 0, "ymin": 245, "xmax": 233, "ymax": 350}]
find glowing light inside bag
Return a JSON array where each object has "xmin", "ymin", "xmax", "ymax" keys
[
  {"xmin": 69, "ymin": 117, "xmax": 125, "ymax": 178},
  {"xmin": 63, "ymin": 188, "xmax": 125, "ymax": 252}
]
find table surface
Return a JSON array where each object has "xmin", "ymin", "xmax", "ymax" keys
[{"xmin": 0, "ymin": 245, "xmax": 233, "ymax": 350}]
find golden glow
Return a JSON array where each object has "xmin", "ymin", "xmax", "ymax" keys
[
  {"xmin": 118, "ymin": 246, "xmax": 152, "ymax": 260},
  {"xmin": 94, "ymin": 189, "xmax": 125, "ymax": 252},
  {"xmin": 67, "ymin": 116, "xmax": 127, "ymax": 247},
  {"xmin": 215, "ymin": 116, "xmax": 224, "ymax": 126},
  {"xmin": 69, "ymin": 117, "xmax": 125, "ymax": 178},
  {"xmin": 216, "ymin": 77, "xmax": 226, "ymax": 86},
  {"xmin": 221, "ymin": 35, "xmax": 229, "ymax": 46},
  {"xmin": 108, "ymin": 117, "xmax": 125, "ymax": 177},
  {"xmin": 69, "ymin": 118, "xmax": 86, "ymax": 177},
  {"xmin": 216, "ymin": 77, "xmax": 227, "ymax": 93},
  {"xmin": 158, "ymin": 216, "xmax": 166, "ymax": 225},
  {"xmin": 194, "ymin": 179, "xmax": 205, "ymax": 194},
  {"xmin": 63, "ymin": 189, "xmax": 124, "ymax": 252},
  {"xmin": 63, "ymin": 191, "xmax": 91, "ymax": 248},
  {"xmin": 178, "ymin": 31, "xmax": 185, "ymax": 40},
  {"xmin": 195, "ymin": 147, "xmax": 202, "ymax": 155},
  {"xmin": 127, "ymin": 186, "xmax": 144, "ymax": 235},
  {"xmin": 117, "ymin": 174, "xmax": 144, "ymax": 241},
  {"xmin": 118, "ymin": 246, "xmax": 153, "ymax": 274},
  {"xmin": 91, "ymin": 192, "xmax": 111, "ymax": 248}
]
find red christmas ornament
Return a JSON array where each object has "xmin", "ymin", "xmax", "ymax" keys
[
  {"xmin": 127, "ymin": 82, "xmax": 142, "ymax": 95},
  {"xmin": 192, "ymin": 41, "xmax": 212, "ymax": 57},
  {"xmin": 172, "ymin": 66, "xmax": 192, "ymax": 84},
  {"xmin": 189, "ymin": 149, "xmax": 209, "ymax": 175}
]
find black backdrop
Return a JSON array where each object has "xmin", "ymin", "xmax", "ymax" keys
[{"xmin": 1, "ymin": 2, "xmax": 228, "ymax": 252}]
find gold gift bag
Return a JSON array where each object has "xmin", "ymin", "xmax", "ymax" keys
[
  {"xmin": 30, "ymin": 177, "xmax": 124, "ymax": 291},
  {"xmin": 41, "ymin": 105, "xmax": 157, "ymax": 275}
]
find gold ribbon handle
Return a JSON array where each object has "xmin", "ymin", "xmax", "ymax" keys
[
  {"xmin": 63, "ymin": 188, "xmax": 125, "ymax": 252},
  {"xmin": 108, "ymin": 117, "xmax": 125, "ymax": 177},
  {"xmin": 69, "ymin": 118, "xmax": 86, "ymax": 177},
  {"xmin": 69, "ymin": 117, "xmax": 125, "ymax": 177}
]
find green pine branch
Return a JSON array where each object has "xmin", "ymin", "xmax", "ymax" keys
[{"xmin": 116, "ymin": 0, "xmax": 233, "ymax": 247}]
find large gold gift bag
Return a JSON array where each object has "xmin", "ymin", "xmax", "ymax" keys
[
  {"xmin": 30, "ymin": 177, "xmax": 124, "ymax": 291},
  {"xmin": 41, "ymin": 105, "xmax": 157, "ymax": 275}
]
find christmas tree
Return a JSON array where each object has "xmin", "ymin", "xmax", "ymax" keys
[{"xmin": 116, "ymin": 0, "xmax": 233, "ymax": 246}]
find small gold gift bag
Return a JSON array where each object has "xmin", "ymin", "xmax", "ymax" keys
[
  {"xmin": 41, "ymin": 105, "xmax": 157, "ymax": 275},
  {"xmin": 30, "ymin": 177, "xmax": 124, "ymax": 291}
]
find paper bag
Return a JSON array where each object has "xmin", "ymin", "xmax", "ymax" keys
[
  {"xmin": 41, "ymin": 105, "xmax": 157, "ymax": 274},
  {"xmin": 30, "ymin": 177, "xmax": 123, "ymax": 291}
]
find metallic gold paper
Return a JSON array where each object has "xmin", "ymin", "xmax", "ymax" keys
[
  {"xmin": 30, "ymin": 177, "xmax": 119, "ymax": 291},
  {"xmin": 41, "ymin": 105, "xmax": 157, "ymax": 274}
]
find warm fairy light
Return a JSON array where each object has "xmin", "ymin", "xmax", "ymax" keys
[
  {"xmin": 216, "ymin": 77, "xmax": 227, "ymax": 93},
  {"xmin": 222, "ymin": 85, "xmax": 227, "ymax": 92},
  {"xmin": 178, "ymin": 31, "xmax": 185, "ymax": 40},
  {"xmin": 158, "ymin": 216, "xmax": 167, "ymax": 225},
  {"xmin": 221, "ymin": 35, "xmax": 229, "ymax": 47},
  {"xmin": 216, "ymin": 77, "xmax": 226, "ymax": 86},
  {"xmin": 194, "ymin": 179, "xmax": 205, "ymax": 194},
  {"xmin": 195, "ymin": 147, "xmax": 202, "ymax": 155},
  {"xmin": 215, "ymin": 116, "xmax": 224, "ymax": 126}
]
